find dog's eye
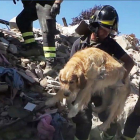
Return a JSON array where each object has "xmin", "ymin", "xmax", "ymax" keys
[
  {"xmin": 61, "ymin": 80, "xmax": 67, "ymax": 84},
  {"xmin": 69, "ymin": 81, "xmax": 74, "ymax": 84}
]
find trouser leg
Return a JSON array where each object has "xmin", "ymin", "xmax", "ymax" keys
[
  {"xmin": 122, "ymin": 111, "xmax": 140, "ymax": 139},
  {"xmin": 98, "ymin": 110, "xmax": 118, "ymax": 137},
  {"xmin": 92, "ymin": 96, "xmax": 118, "ymax": 140},
  {"xmin": 36, "ymin": 3, "xmax": 56, "ymax": 60},
  {"xmin": 121, "ymin": 83, "xmax": 140, "ymax": 140},
  {"xmin": 72, "ymin": 103, "xmax": 92, "ymax": 140},
  {"xmin": 16, "ymin": 2, "xmax": 37, "ymax": 46}
]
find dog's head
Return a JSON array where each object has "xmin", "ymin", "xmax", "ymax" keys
[{"xmin": 59, "ymin": 68, "xmax": 87, "ymax": 96}]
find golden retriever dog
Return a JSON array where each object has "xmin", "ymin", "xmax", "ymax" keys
[{"xmin": 45, "ymin": 47, "xmax": 130, "ymax": 131}]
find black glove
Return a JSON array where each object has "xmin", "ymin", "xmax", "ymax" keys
[
  {"xmin": 50, "ymin": 3, "xmax": 60, "ymax": 16},
  {"xmin": 13, "ymin": 0, "xmax": 19, "ymax": 4}
]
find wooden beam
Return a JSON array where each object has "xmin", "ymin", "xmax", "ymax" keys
[{"xmin": 62, "ymin": 17, "xmax": 68, "ymax": 27}]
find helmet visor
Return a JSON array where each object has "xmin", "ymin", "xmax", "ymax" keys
[
  {"xmin": 100, "ymin": 25, "xmax": 111, "ymax": 33},
  {"xmin": 88, "ymin": 22, "xmax": 99, "ymax": 33}
]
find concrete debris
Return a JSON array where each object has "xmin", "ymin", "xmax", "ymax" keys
[{"xmin": 0, "ymin": 21, "xmax": 139, "ymax": 140}]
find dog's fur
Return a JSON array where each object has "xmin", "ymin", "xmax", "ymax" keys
[{"xmin": 45, "ymin": 47, "xmax": 130, "ymax": 131}]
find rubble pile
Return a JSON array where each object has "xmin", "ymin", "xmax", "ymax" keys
[
  {"xmin": 0, "ymin": 24, "xmax": 79, "ymax": 140},
  {"xmin": 0, "ymin": 22, "xmax": 139, "ymax": 140},
  {"xmin": 115, "ymin": 34, "xmax": 140, "ymax": 94}
]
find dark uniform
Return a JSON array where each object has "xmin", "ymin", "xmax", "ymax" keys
[
  {"xmin": 70, "ymin": 35, "xmax": 126, "ymax": 140},
  {"xmin": 16, "ymin": 0, "xmax": 60, "ymax": 66},
  {"xmin": 122, "ymin": 83, "xmax": 140, "ymax": 139}
]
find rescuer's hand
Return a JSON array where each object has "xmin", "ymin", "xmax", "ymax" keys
[
  {"xmin": 13, "ymin": 0, "xmax": 19, "ymax": 4},
  {"xmin": 50, "ymin": 3, "xmax": 60, "ymax": 16}
]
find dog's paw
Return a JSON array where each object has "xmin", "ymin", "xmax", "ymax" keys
[
  {"xmin": 92, "ymin": 105, "xmax": 104, "ymax": 114},
  {"xmin": 92, "ymin": 107, "xmax": 101, "ymax": 113},
  {"xmin": 68, "ymin": 107, "xmax": 79, "ymax": 118},
  {"xmin": 98, "ymin": 122, "xmax": 110, "ymax": 132}
]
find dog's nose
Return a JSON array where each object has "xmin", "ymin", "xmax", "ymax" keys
[{"xmin": 64, "ymin": 91, "xmax": 70, "ymax": 97}]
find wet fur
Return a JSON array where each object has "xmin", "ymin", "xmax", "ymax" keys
[{"xmin": 45, "ymin": 47, "xmax": 130, "ymax": 131}]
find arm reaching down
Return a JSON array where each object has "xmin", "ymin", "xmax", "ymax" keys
[{"xmin": 120, "ymin": 53, "xmax": 134, "ymax": 83}]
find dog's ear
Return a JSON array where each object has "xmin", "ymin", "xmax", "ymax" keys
[
  {"xmin": 59, "ymin": 73, "xmax": 61, "ymax": 82},
  {"xmin": 59, "ymin": 70, "xmax": 63, "ymax": 82},
  {"xmin": 77, "ymin": 73, "xmax": 87, "ymax": 89}
]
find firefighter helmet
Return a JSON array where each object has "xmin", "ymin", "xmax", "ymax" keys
[{"xmin": 89, "ymin": 5, "xmax": 119, "ymax": 35}]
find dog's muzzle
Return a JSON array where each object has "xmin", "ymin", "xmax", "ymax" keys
[{"xmin": 64, "ymin": 91, "xmax": 71, "ymax": 97}]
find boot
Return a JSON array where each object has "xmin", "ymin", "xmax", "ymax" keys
[
  {"xmin": 18, "ymin": 43, "xmax": 44, "ymax": 57},
  {"xmin": 120, "ymin": 135, "xmax": 135, "ymax": 140},
  {"xmin": 74, "ymin": 137, "xmax": 89, "ymax": 140},
  {"xmin": 100, "ymin": 132, "xmax": 115, "ymax": 140},
  {"xmin": 74, "ymin": 134, "xmax": 90, "ymax": 140},
  {"xmin": 43, "ymin": 58, "xmax": 57, "ymax": 76}
]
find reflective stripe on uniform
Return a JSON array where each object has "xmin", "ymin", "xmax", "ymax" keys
[
  {"xmin": 122, "ymin": 135, "xmax": 135, "ymax": 140},
  {"xmin": 22, "ymin": 32, "xmax": 34, "ymax": 37},
  {"xmin": 43, "ymin": 46, "xmax": 56, "ymax": 51},
  {"xmin": 100, "ymin": 19, "xmax": 115, "ymax": 25},
  {"xmin": 74, "ymin": 136, "xmax": 79, "ymax": 140},
  {"xmin": 101, "ymin": 132, "xmax": 114, "ymax": 140},
  {"xmin": 90, "ymin": 15, "xmax": 94, "ymax": 19},
  {"xmin": 24, "ymin": 38, "xmax": 35, "ymax": 44},
  {"xmin": 44, "ymin": 53, "xmax": 56, "ymax": 58},
  {"xmin": 74, "ymin": 134, "xmax": 90, "ymax": 140}
]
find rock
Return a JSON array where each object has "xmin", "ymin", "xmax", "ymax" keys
[
  {"xmin": 0, "ymin": 28, "xmax": 18, "ymax": 37},
  {"xmin": 39, "ymin": 61, "xmax": 46, "ymax": 69},
  {"xmin": 35, "ymin": 67, "xmax": 43, "ymax": 79},
  {"xmin": 0, "ymin": 84, "xmax": 8, "ymax": 92},
  {"xmin": 0, "ymin": 21, "xmax": 139, "ymax": 140},
  {"xmin": 130, "ymin": 65, "xmax": 138, "ymax": 76},
  {"xmin": 17, "ymin": 70, "xmax": 36, "ymax": 83},
  {"xmin": 131, "ymin": 78, "xmax": 139, "ymax": 88},
  {"xmin": 115, "ymin": 35, "xmax": 139, "ymax": 50},
  {"xmin": 21, "ymin": 58, "xmax": 30, "ymax": 64},
  {"xmin": 9, "ymin": 17, "xmax": 19, "ymax": 29},
  {"xmin": 0, "ymin": 37, "xmax": 9, "ymax": 46},
  {"xmin": 25, "ymin": 69, "xmax": 39, "ymax": 82},
  {"xmin": 27, "ymin": 62, "xmax": 36, "ymax": 71},
  {"xmin": 0, "ymin": 42, "xmax": 8, "ymax": 51},
  {"xmin": 8, "ymin": 44, "xmax": 17, "ymax": 54},
  {"xmin": 1, "ymin": 112, "xmax": 8, "ymax": 117},
  {"xmin": 29, "ymin": 84, "xmax": 44, "ymax": 94},
  {"xmin": 7, "ymin": 106, "xmax": 30, "ymax": 119},
  {"xmin": 61, "ymin": 24, "xmax": 78, "ymax": 36},
  {"xmin": 40, "ymin": 78, "xmax": 48, "ymax": 88}
]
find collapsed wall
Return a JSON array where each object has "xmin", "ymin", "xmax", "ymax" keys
[{"xmin": 0, "ymin": 20, "xmax": 139, "ymax": 139}]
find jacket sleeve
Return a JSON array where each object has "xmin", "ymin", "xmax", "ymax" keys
[
  {"xmin": 54, "ymin": 0, "xmax": 63, "ymax": 4},
  {"xmin": 70, "ymin": 38, "xmax": 81, "ymax": 58}
]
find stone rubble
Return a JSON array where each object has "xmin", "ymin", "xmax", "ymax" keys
[{"xmin": 0, "ymin": 21, "xmax": 139, "ymax": 140}]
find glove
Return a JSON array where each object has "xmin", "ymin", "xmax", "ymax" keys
[
  {"xmin": 50, "ymin": 3, "xmax": 60, "ymax": 17},
  {"xmin": 13, "ymin": 0, "xmax": 19, "ymax": 4}
]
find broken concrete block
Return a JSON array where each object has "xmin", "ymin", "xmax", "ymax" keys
[
  {"xmin": 21, "ymin": 58, "xmax": 30, "ymax": 64},
  {"xmin": 29, "ymin": 84, "xmax": 44, "ymax": 93},
  {"xmin": 17, "ymin": 70, "xmax": 36, "ymax": 83},
  {"xmin": 1, "ymin": 111, "xmax": 8, "ymax": 117},
  {"xmin": 9, "ymin": 17, "xmax": 19, "ymax": 29},
  {"xmin": 27, "ymin": 62, "xmax": 36, "ymax": 71},
  {"xmin": 39, "ymin": 61, "xmax": 46, "ymax": 69},
  {"xmin": 0, "ymin": 37, "xmax": 9, "ymax": 46},
  {"xmin": 40, "ymin": 78, "xmax": 48, "ymax": 88},
  {"xmin": 8, "ymin": 44, "xmax": 17, "ymax": 54},
  {"xmin": 0, "ymin": 42, "xmax": 8, "ymax": 51},
  {"xmin": 57, "ymin": 51, "xmax": 68, "ymax": 58},
  {"xmin": 25, "ymin": 69, "xmax": 39, "ymax": 83},
  {"xmin": 0, "ymin": 83, "xmax": 8, "ymax": 92},
  {"xmin": 35, "ymin": 68, "xmax": 43, "ymax": 79}
]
